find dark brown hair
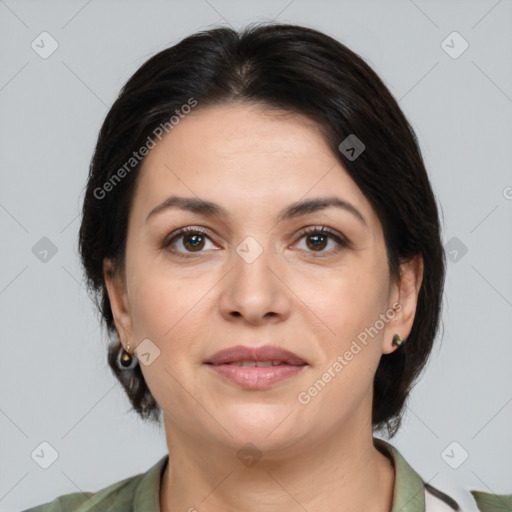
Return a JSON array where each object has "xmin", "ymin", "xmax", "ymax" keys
[{"xmin": 78, "ymin": 22, "xmax": 446, "ymax": 437}]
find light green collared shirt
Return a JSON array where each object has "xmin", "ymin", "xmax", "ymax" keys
[{"xmin": 21, "ymin": 438, "xmax": 508, "ymax": 512}]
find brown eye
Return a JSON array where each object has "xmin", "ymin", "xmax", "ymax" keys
[
  {"xmin": 182, "ymin": 232, "xmax": 205, "ymax": 251},
  {"xmin": 296, "ymin": 226, "xmax": 348, "ymax": 256},
  {"xmin": 305, "ymin": 232, "xmax": 329, "ymax": 251},
  {"xmin": 164, "ymin": 227, "xmax": 216, "ymax": 256}
]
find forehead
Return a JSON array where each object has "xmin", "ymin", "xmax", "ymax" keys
[
  {"xmin": 132, "ymin": 103, "xmax": 379, "ymax": 230},
  {"xmin": 144, "ymin": 103, "xmax": 334, "ymax": 169}
]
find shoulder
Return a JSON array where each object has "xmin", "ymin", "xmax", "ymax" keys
[
  {"xmin": 470, "ymin": 490, "xmax": 512, "ymax": 512},
  {"xmin": 424, "ymin": 482, "xmax": 461, "ymax": 511},
  {"xmin": 374, "ymin": 438, "xmax": 462, "ymax": 511},
  {"xmin": 373, "ymin": 437, "xmax": 507, "ymax": 512},
  {"xmin": 20, "ymin": 491, "xmax": 94, "ymax": 512},
  {"xmin": 425, "ymin": 485, "xmax": 512, "ymax": 512},
  {"xmin": 20, "ymin": 464, "xmax": 152, "ymax": 512}
]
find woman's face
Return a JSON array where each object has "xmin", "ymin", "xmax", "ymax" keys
[{"xmin": 105, "ymin": 103, "xmax": 421, "ymax": 455}]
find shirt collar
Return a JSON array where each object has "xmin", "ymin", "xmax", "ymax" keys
[
  {"xmin": 133, "ymin": 453, "xmax": 168, "ymax": 511},
  {"xmin": 374, "ymin": 437, "xmax": 426, "ymax": 512},
  {"xmin": 133, "ymin": 438, "xmax": 426, "ymax": 512}
]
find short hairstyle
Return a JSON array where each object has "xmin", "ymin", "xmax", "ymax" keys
[{"xmin": 78, "ymin": 22, "xmax": 446, "ymax": 437}]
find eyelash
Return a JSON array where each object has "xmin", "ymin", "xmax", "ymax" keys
[{"xmin": 162, "ymin": 225, "xmax": 348, "ymax": 258}]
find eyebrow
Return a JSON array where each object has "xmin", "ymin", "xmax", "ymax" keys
[{"xmin": 146, "ymin": 195, "xmax": 368, "ymax": 227}]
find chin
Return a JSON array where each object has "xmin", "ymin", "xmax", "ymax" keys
[{"xmin": 223, "ymin": 405, "xmax": 299, "ymax": 439}]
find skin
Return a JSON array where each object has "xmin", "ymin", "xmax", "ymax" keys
[{"xmin": 104, "ymin": 102, "xmax": 423, "ymax": 512}]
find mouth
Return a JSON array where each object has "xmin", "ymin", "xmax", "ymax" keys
[
  {"xmin": 204, "ymin": 344, "xmax": 308, "ymax": 366},
  {"xmin": 204, "ymin": 344, "xmax": 309, "ymax": 390},
  {"xmin": 208, "ymin": 360, "xmax": 305, "ymax": 367}
]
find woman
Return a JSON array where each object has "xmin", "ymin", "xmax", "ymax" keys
[{"xmin": 23, "ymin": 22, "xmax": 505, "ymax": 512}]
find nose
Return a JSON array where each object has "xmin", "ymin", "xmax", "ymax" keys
[{"xmin": 218, "ymin": 239, "xmax": 292, "ymax": 326}]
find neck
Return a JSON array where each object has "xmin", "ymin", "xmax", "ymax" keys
[{"xmin": 159, "ymin": 417, "xmax": 395, "ymax": 512}]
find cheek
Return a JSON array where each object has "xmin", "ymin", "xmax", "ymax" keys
[
  {"xmin": 127, "ymin": 265, "xmax": 209, "ymax": 370},
  {"xmin": 312, "ymin": 265, "xmax": 388, "ymax": 338},
  {"xmin": 126, "ymin": 259, "xmax": 188, "ymax": 341}
]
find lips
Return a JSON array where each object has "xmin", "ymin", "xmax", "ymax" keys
[
  {"xmin": 204, "ymin": 344, "xmax": 307, "ymax": 366},
  {"xmin": 204, "ymin": 344, "xmax": 308, "ymax": 390}
]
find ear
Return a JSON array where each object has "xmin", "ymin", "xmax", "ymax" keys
[
  {"xmin": 103, "ymin": 258, "xmax": 133, "ymax": 345},
  {"xmin": 382, "ymin": 254, "xmax": 424, "ymax": 354}
]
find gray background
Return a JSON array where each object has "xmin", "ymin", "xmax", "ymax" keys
[{"xmin": 1, "ymin": 1, "xmax": 511, "ymax": 511}]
